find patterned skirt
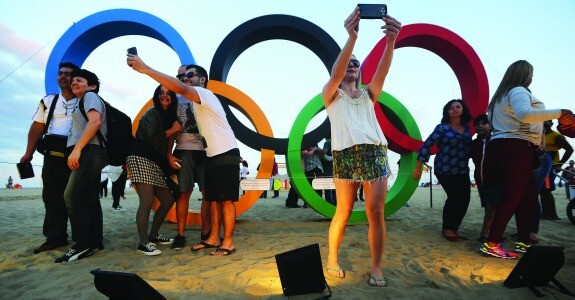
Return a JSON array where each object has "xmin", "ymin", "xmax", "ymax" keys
[
  {"xmin": 126, "ymin": 155, "xmax": 168, "ymax": 188},
  {"xmin": 332, "ymin": 144, "xmax": 390, "ymax": 182}
]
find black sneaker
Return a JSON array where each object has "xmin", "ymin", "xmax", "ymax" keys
[
  {"xmin": 171, "ymin": 235, "xmax": 185, "ymax": 250},
  {"xmin": 149, "ymin": 235, "xmax": 174, "ymax": 245},
  {"xmin": 94, "ymin": 244, "xmax": 105, "ymax": 251},
  {"xmin": 55, "ymin": 247, "xmax": 94, "ymax": 263},
  {"xmin": 137, "ymin": 243, "xmax": 161, "ymax": 256},
  {"xmin": 33, "ymin": 241, "xmax": 68, "ymax": 254}
]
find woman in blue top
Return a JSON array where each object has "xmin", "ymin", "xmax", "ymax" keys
[{"xmin": 413, "ymin": 99, "xmax": 472, "ymax": 242}]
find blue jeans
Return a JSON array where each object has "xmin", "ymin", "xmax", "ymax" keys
[
  {"xmin": 531, "ymin": 151, "xmax": 552, "ymax": 233},
  {"xmin": 64, "ymin": 145, "xmax": 107, "ymax": 249}
]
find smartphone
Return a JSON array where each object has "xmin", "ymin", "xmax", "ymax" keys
[
  {"xmin": 127, "ymin": 47, "xmax": 138, "ymax": 56},
  {"xmin": 358, "ymin": 4, "xmax": 387, "ymax": 19},
  {"xmin": 17, "ymin": 162, "xmax": 34, "ymax": 179}
]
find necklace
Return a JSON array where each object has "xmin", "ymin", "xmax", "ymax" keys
[{"xmin": 62, "ymin": 98, "xmax": 79, "ymax": 115}]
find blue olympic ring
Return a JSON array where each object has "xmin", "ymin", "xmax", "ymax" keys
[{"xmin": 45, "ymin": 9, "xmax": 194, "ymax": 94}]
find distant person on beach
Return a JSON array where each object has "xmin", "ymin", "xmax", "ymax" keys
[
  {"xmin": 99, "ymin": 166, "xmax": 108, "ymax": 198},
  {"xmin": 167, "ymin": 64, "xmax": 208, "ymax": 250},
  {"xmin": 322, "ymin": 137, "xmax": 336, "ymax": 205},
  {"xmin": 240, "ymin": 160, "xmax": 249, "ymax": 195},
  {"xmin": 414, "ymin": 99, "xmax": 472, "ymax": 243},
  {"xmin": 539, "ymin": 120, "xmax": 573, "ymax": 220},
  {"xmin": 20, "ymin": 62, "xmax": 79, "ymax": 255},
  {"xmin": 322, "ymin": 7, "xmax": 401, "ymax": 287},
  {"xmin": 110, "ymin": 164, "xmax": 127, "ymax": 211},
  {"xmin": 563, "ymin": 160, "xmax": 575, "ymax": 199},
  {"xmin": 481, "ymin": 60, "xmax": 572, "ymax": 259},
  {"xmin": 7, "ymin": 176, "xmax": 13, "ymax": 189},
  {"xmin": 271, "ymin": 159, "xmax": 280, "ymax": 198},
  {"xmin": 302, "ymin": 144, "xmax": 326, "ymax": 202},
  {"xmin": 128, "ymin": 84, "xmax": 180, "ymax": 256},
  {"xmin": 57, "ymin": 69, "xmax": 107, "ymax": 263},
  {"xmin": 128, "ymin": 55, "xmax": 241, "ymax": 256},
  {"xmin": 529, "ymin": 127, "xmax": 553, "ymax": 245},
  {"xmin": 469, "ymin": 114, "xmax": 493, "ymax": 243}
]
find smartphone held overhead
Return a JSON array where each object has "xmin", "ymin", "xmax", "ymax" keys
[
  {"xmin": 358, "ymin": 4, "xmax": 387, "ymax": 19},
  {"xmin": 127, "ymin": 47, "xmax": 138, "ymax": 56}
]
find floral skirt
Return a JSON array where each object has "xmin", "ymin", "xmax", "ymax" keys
[{"xmin": 332, "ymin": 144, "xmax": 390, "ymax": 182}]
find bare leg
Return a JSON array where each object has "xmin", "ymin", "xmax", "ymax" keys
[
  {"xmin": 200, "ymin": 190, "xmax": 212, "ymax": 238},
  {"xmin": 175, "ymin": 191, "xmax": 192, "ymax": 236},
  {"xmin": 202, "ymin": 201, "xmax": 222, "ymax": 247},
  {"xmin": 364, "ymin": 179, "xmax": 387, "ymax": 282},
  {"xmin": 326, "ymin": 180, "xmax": 359, "ymax": 278},
  {"xmin": 212, "ymin": 201, "xmax": 236, "ymax": 255},
  {"xmin": 480, "ymin": 203, "xmax": 497, "ymax": 239}
]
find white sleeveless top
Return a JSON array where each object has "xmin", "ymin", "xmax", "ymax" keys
[{"xmin": 326, "ymin": 88, "xmax": 387, "ymax": 151}]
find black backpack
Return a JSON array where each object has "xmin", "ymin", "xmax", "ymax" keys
[{"xmin": 79, "ymin": 93, "xmax": 134, "ymax": 166}]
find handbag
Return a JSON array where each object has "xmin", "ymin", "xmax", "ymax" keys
[{"xmin": 36, "ymin": 94, "xmax": 68, "ymax": 156}]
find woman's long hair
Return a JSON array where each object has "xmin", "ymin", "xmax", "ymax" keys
[
  {"xmin": 440, "ymin": 99, "xmax": 472, "ymax": 125},
  {"xmin": 152, "ymin": 85, "xmax": 178, "ymax": 129},
  {"xmin": 487, "ymin": 60, "xmax": 533, "ymax": 112}
]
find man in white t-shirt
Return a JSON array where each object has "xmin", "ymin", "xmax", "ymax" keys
[
  {"xmin": 20, "ymin": 62, "xmax": 80, "ymax": 254},
  {"xmin": 128, "ymin": 56, "xmax": 241, "ymax": 256}
]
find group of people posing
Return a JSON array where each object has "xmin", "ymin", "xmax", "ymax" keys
[
  {"xmin": 21, "ymin": 6, "xmax": 574, "ymax": 289},
  {"xmin": 23, "ymin": 58, "xmax": 241, "ymax": 262}
]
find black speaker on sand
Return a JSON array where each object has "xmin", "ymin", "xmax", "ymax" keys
[
  {"xmin": 275, "ymin": 243, "xmax": 331, "ymax": 298},
  {"xmin": 504, "ymin": 246, "xmax": 573, "ymax": 297},
  {"xmin": 91, "ymin": 269, "xmax": 166, "ymax": 300}
]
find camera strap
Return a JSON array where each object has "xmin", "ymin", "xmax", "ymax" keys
[{"xmin": 41, "ymin": 94, "xmax": 60, "ymax": 136}]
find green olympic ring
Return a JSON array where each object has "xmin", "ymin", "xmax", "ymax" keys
[{"xmin": 286, "ymin": 91, "xmax": 421, "ymax": 222}]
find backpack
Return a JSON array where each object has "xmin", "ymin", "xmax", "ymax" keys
[{"xmin": 79, "ymin": 94, "xmax": 134, "ymax": 166}]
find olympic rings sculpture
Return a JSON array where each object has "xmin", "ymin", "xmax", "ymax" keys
[{"xmin": 46, "ymin": 9, "xmax": 488, "ymax": 224}]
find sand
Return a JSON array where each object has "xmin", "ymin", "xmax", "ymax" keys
[{"xmin": 0, "ymin": 187, "xmax": 573, "ymax": 299}]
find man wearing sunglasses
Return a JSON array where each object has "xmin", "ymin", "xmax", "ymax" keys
[
  {"xmin": 129, "ymin": 55, "xmax": 241, "ymax": 256},
  {"xmin": 20, "ymin": 62, "xmax": 80, "ymax": 254},
  {"xmin": 167, "ymin": 65, "xmax": 209, "ymax": 250}
]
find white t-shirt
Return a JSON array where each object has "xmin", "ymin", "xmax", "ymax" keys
[
  {"xmin": 32, "ymin": 93, "xmax": 78, "ymax": 136},
  {"xmin": 326, "ymin": 89, "xmax": 387, "ymax": 151},
  {"xmin": 192, "ymin": 87, "xmax": 238, "ymax": 157}
]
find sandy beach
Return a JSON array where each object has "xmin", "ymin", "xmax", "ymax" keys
[{"xmin": 0, "ymin": 186, "xmax": 573, "ymax": 299}]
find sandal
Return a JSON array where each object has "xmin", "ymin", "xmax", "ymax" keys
[
  {"xmin": 368, "ymin": 275, "xmax": 387, "ymax": 287},
  {"xmin": 191, "ymin": 241, "xmax": 220, "ymax": 252},
  {"xmin": 210, "ymin": 247, "xmax": 236, "ymax": 256},
  {"xmin": 323, "ymin": 265, "xmax": 345, "ymax": 279}
]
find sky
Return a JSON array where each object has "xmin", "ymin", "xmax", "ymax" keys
[{"xmin": 1, "ymin": 0, "xmax": 574, "ymax": 188}]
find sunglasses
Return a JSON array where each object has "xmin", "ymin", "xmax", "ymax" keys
[
  {"xmin": 350, "ymin": 59, "xmax": 361, "ymax": 68},
  {"xmin": 184, "ymin": 72, "xmax": 201, "ymax": 79},
  {"xmin": 58, "ymin": 71, "xmax": 72, "ymax": 77},
  {"xmin": 176, "ymin": 74, "xmax": 184, "ymax": 80}
]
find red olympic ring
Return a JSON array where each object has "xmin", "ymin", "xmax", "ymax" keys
[{"xmin": 361, "ymin": 23, "xmax": 489, "ymax": 153}]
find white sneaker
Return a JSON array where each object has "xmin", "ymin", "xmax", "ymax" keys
[
  {"xmin": 112, "ymin": 206, "xmax": 126, "ymax": 211},
  {"xmin": 137, "ymin": 243, "xmax": 161, "ymax": 256}
]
